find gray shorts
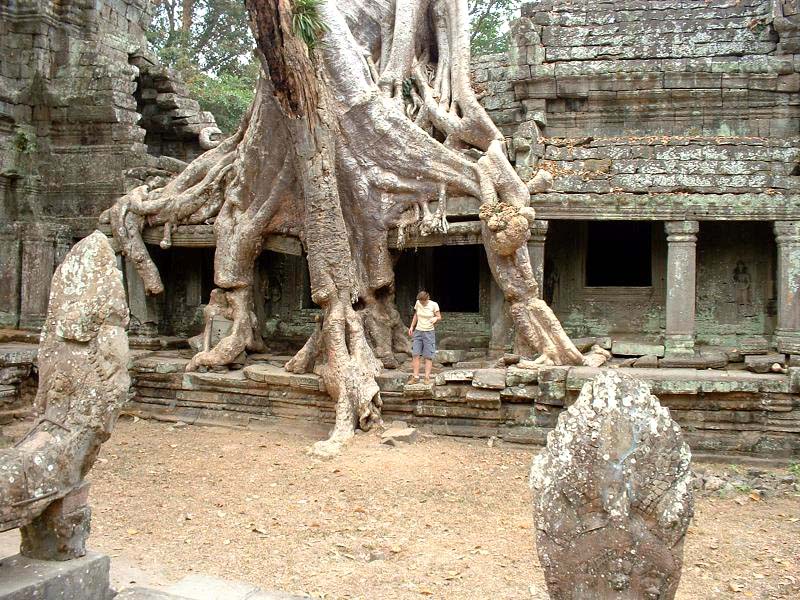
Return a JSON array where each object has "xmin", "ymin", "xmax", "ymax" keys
[{"xmin": 412, "ymin": 330, "xmax": 436, "ymax": 359}]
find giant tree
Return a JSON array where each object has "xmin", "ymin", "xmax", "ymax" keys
[{"xmin": 103, "ymin": 0, "xmax": 588, "ymax": 456}]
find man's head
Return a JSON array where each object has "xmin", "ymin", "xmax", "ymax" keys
[{"xmin": 417, "ymin": 291, "xmax": 430, "ymax": 303}]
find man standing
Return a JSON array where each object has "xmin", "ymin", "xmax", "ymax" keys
[{"xmin": 408, "ymin": 291, "xmax": 442, "ymax": 384}]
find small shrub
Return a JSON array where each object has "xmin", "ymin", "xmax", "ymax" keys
[{"xmin": 292, "ymin": 0, "xmax": 327, "ymax": 50}]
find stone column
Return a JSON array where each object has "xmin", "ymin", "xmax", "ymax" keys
[
  {"xmin": 124, "ymin": 259, "xmax": 159, "ymax": 338},
  {"xmin": 664, "ymin": 221, "xmax": 699, "ymax": 355},
  {"xmin": 19, "ymin": 224, "xmax": 65, "ymax": 330},
  {"xmin": 774, "ymin": 221, "xmax": 800, "ymax": 354},
  {"xmin": 489, "ymin": 278, "xmax": 513, "ymax": 354},
  {"xmin": 527, "ymin": 219, "xmax": 548, "ymax": 298},
  {"xmin": 0, "ymin": 223, "xmax": 21, "ymax": 327}
]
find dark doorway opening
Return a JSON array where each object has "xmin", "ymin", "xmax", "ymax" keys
[
  {"xmin": 585, "ymin": 221, "xmax": 652, "ymax": 287},
  {"xmin": 429, "ymin": 245, "xmax": 480, "ymax": 312},
  {"xmin": 394, "ymin": 245, "xmax": 482, "ymax": 316}
]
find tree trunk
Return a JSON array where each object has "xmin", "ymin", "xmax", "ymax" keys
[{"xmin": 247, "ymin": 0, "xmax": 382, "ymax": 456}]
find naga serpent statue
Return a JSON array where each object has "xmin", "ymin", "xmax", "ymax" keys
[
  {"xmin": 0, "ymin": 232, "xmax": 130, "ymax": 559},
  {"xmin": 101, "ymin": 0, "xmax": 596, "ymax": 455},
  {"xmin": 531, "ymin": 372, "xmax": 694, "ymax": 599}
]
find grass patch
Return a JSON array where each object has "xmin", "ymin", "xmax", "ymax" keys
[{"xmin": 292, "ymin": 0, "xmax": 327, "ymax": 50}]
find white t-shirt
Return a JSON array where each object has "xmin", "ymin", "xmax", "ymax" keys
[{"xmin": 414, "ymin": 300, "xmax": 440, "ymax": 331}]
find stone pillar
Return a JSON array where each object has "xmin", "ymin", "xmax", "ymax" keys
[
  {"xmin": 19, "ymin": 224, "xmax": 66, "ymax": 330},
  {"xmin": 774, "ymin": 221, "xmax": 800, "ymax": 354},
  {"xmin": 527, "ymin": 219, "xmax": 548, "ymax": 298},
  {"xmin": 124, "ymin": 259, "xmax": 159, "ymax": 338},
  {"xmin": 664, "ymin": 221, "xmax": 699, "ymax": 355},
  {"xmin": 489, "ymin": 278, "xmax": 513, "ymax": 354},
  {"xmin": 0, "ymin": 223, "xmax": 21, "ymax": 327}
]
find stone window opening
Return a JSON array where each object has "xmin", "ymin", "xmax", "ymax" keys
[{"xmin": 585, "ymin": 221, "xmax": 652, "ymax": 287}]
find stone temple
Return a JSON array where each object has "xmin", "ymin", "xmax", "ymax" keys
[{"xmin": 1, "ymin": 0, "xmax": 799, "ymax": 458}]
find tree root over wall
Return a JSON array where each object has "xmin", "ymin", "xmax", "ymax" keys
[{"xmin": 103, "ymin": 0, "xmax": 595, "ymax": 456}]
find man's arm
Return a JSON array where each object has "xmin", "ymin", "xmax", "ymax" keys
[
  {"xmin": 408, "ymin": 313, "xmax": 418, "ymax": 335},
  {"xmin": 433, "ymin": 309, "xmax": 442, "ymax": 324}
]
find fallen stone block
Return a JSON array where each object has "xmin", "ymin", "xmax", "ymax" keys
[
  {"xmin": 633, "ymin": 354, "xmax": 659, "ymax": 368},
  {"xmin": 612, "ymin": 341, "xmax": 665, "ymax": 358},
  {"xmin": 745, "ymin": 353, "xmax": 786, "ymax": 374},
  {"xmin": 472, "ymin": 368, "xmax": 507, "ymax": 389},
  {"xmin": 381, "ymin": 426, "xmax": 418, "ymax": 445},
  {"xmin": 660, "ymin": 351, "xmax": 728, "ymax": 370}
]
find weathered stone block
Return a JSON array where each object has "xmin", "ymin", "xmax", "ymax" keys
[
  {"xmin": 381, "ymin": 426, "xmax": 418, "ymax": 445},
  {"xmin": 739, "ymin": 336, "xmax": 770, "ymax": 354},
  {"xmin": 376, "ymin": 371, "xmax": 408, "ymax": 393},
  {"xmin": 506, "ymin": 365, "xmax": 539, "ymax": 386},
  {"xmin": 242, "ymin": 364, "xmax": 321, "ymax": 390},
  {"xmin": 435, "ymin": 349, "xmax": 465, "ymax": 364},
  {"xmin": 434, "ymin": 369, "xmax": 474, "ymax": 385},
  {"xmin": 538, "ymin": 366, "xmax": 568, "ymax": 405},
  {"xmin": 789, "ymin": 367, "xmax": 800, "ymax": 394},
  {"xmin": 633, "ymin": 354, "xmax": 659, "ymax": 368},
  {"xmin": 0, "ymin": 551, "xmax": 112, "ymax": 600},
  {"xmin": 502, "ymin": 385, "xmax": 540, "ymax": 402},
  {"xmin": 745, "ymin": 353, "xmax": 786, "ymax": 374},
  {"xmin": 612, "ymin": 341, "xmax": 666, "ymax": 358},
  {"xmin": 464, "ymin": 387, "xmax": 502, "ymax": 405},
  {"xmin": 472, "ymin": 368, "xmax": 507, "ymax": 389},
  {"xmin": 403, "ymin": 382, "xmax": 434, "ymax": 398}
]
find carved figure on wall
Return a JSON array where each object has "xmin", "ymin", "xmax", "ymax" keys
[
  {"xmin": 733, "ymin": 260, "xmax": 755, "ymax": 318},
  {"xmin": 102, "ymin": 0, "xmax": 594, "ymax": 455},
  {"xmin": 531, "ymin": 372, "xmax": 693, "ymax": 600},
  {"xmin": 0, "ymin": 232, "xmax": 130, "ymax": 559}
]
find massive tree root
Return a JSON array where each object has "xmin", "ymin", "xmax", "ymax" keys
[{"xmin": 104, "ymin": 0, "xmax": 588, "ymax": 455}]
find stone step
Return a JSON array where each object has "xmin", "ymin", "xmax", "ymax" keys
[
  {"xmin": 116, "ymin": 588, "xmax": 193, "ymax": 600},
  {"xmin": 166, "ymin": 574, "xmax": 311, "ymax": 600},
  {"xmin": 0, "ymin": 552, "xmax": 112, "ymax": 600},
  {"xmin": 116, "ymin": 574, "xmax": 313, "ymax": 600}
]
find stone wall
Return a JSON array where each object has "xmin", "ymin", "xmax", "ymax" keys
[
  {"xmin": 0, "ymin": 0, "xmax": 220, "ymax": 330},
  {"xmin": 472, "ymin": 0, "xmax": 800, "ymax": 352},
  {"xmin": 473, "ymin": 0, "xmax": 799, "ymax": 212}
]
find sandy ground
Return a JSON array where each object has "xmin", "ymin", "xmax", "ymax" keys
[{"xmin": 3, "ymin": 418, "xmax": 799, "ymax": 599}]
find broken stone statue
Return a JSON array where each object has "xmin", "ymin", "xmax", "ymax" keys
[
  {"xmin": 530, "ymin": 372, "xmax": 693, "ymax": 599},
  {"xmin": 0, "ymin": 231, "xmax": 130, "ymax": 560}
]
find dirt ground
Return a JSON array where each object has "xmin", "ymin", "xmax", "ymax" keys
[{"xmin": 22, "ymin": 418, "xmax": 800, "ymax": 599}]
